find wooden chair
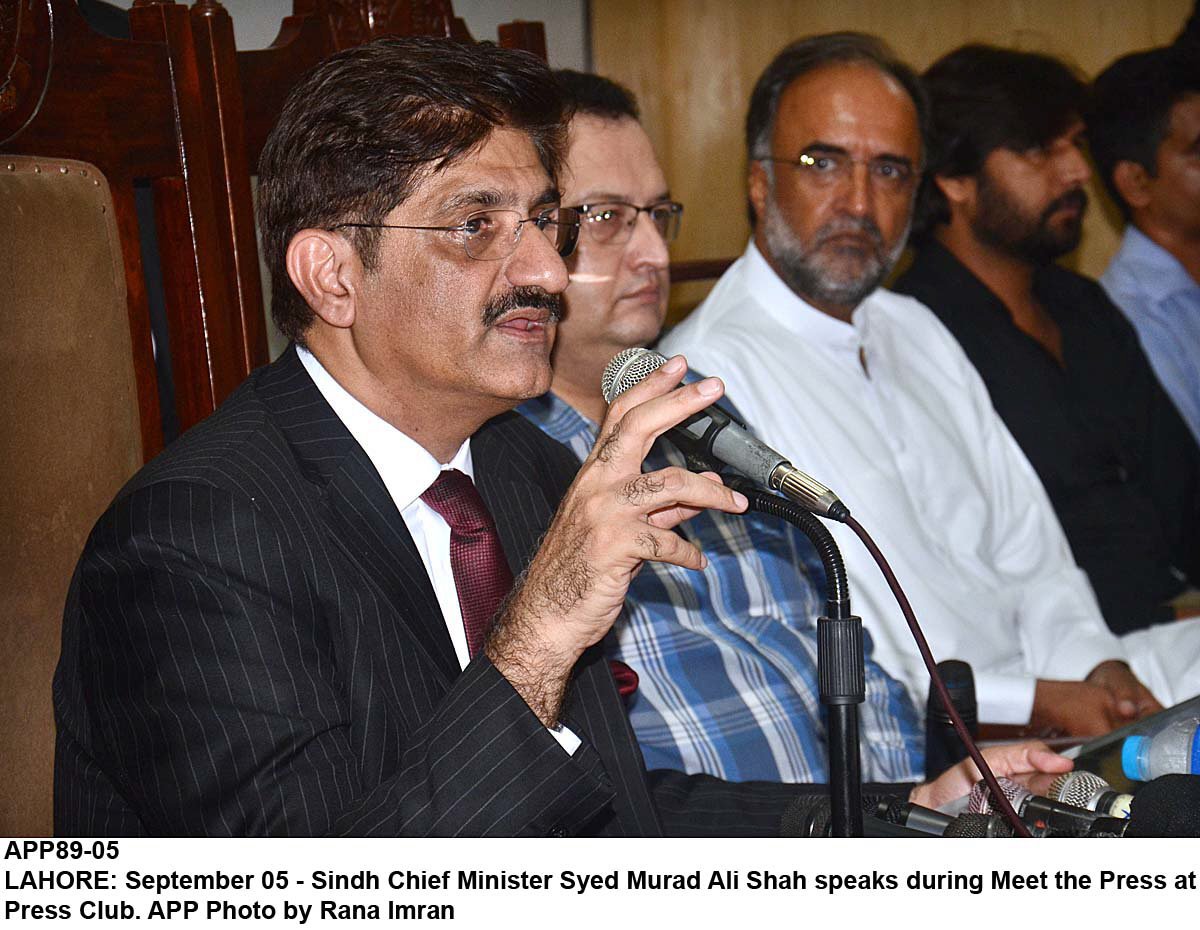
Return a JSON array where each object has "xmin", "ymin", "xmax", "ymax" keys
[
  {"xmin": 0, "ymin": 0, "xmax": 252, "ymax": 835},
  {"xmin": 187, "ymin": 0, "xmax": 551, "ymax": 362}
]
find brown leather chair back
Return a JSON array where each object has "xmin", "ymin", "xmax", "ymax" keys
[{"xmin": 0, "ymin": 157, "xmax": 142, "ymax": 835}]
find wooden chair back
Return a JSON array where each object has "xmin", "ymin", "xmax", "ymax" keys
[
  {"xmin": 0, "ymin": 0, "xmax": 250, "ymax": 835},
  {"xmin": 187, "ymin": 0, "xmax": 550, "ymax": 354}
]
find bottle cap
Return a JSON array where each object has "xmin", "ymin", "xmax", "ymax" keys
[{"xmin": 1122, "ymin": 735, "xmax": 1148, "ymax": 781}]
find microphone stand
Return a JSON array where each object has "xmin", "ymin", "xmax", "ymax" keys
[{"xmin": 726, "ymin": 476, "xmax": 865, "ymax": 837}]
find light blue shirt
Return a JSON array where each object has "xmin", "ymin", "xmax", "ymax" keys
[{"xmin": 1102, "ymin": 226, "xmax": 1200, "ymax": 445}]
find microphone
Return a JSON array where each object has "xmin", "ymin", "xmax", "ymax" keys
[
  {"xmin": 780, "ymin": 793, "xmax": 916, "ymax": 837},
  {"xmin": 873, "ymin": 796, "xmax": 1014, "ymax": 838},
  {"xmin": 601, "ymin": 347, "xmax": 849, "ymax": 520},
  {"xmin": 1086, "ymin": 775, "xmax": 1200, "ymax": 837},
  {"xmin": 968, "ymin": 777, "xmax": 1101, "ymax": 837},
  {"xmin": 780, "ymin": 793, "xmax": 999, "ymax": 837},
  {"xmin": 924, "ymin": 660, "xmax": 977, "ymax": 780},
  {"xmin": 1047, "ymin": 771, "xmax": 1133, "ymax": 819},
  {"xmin": 1124, "ymin": 774, "xmax": 1200, "ymax": 837}
]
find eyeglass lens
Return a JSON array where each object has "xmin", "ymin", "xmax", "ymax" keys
[
  {"xmin": 791, "ymin": 152, "xmax": 913, "ymax": 191},
  {"xmin": 580, "ymin": 203, "xmax": 682, "ymax": 245},
  {"xmin": 462, "ymin": 208, "xmax": 580, "ymax": 260}
]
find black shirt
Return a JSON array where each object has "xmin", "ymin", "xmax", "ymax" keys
[{"xmin": 894, "ymin": 240, "xmax": 1200, "ymax": 634}]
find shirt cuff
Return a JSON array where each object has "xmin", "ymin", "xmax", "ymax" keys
[
  {"xmin": 974, "ymin": 672, "xmax": 1037, "ymax": 726},
  {"xmin": 548, "ymin": 722, "xmax": 582, "ymax": 755},
  {"xmin": 1045, "ymin": 635, "xmax": 1127, "ymax": 684}
]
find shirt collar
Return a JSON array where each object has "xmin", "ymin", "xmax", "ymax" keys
[
  {"xmin": 1111, "ymin": 225, "xmax": 1200, "ymax": 302},
  {"xmin": 297, "ymin": 346, "xmax": 473, "ymax": 510},
  {"xmin": 741, "ymin": 240, "xmax": 865, "ymax": 347}
]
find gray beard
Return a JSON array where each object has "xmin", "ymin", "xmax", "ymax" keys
[{"xmin": 761, "ymin": 196, "xmax": 907, "ymax": 311}]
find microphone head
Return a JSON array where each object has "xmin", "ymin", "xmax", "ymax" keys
[
  {"xmin": 601, "ymin": 347, "xmax": 668, "ymax": 403},
  {"xmin": 967, "ymin": 776, "xmax": 1028, "ymax": 814},
  {"xmin": 1049, "ymin": 771, "xmax": 1131, "ymax": 818},
  {"xmin": 927, "ymin": 659, "xmax": 977, "ymax": 725},
  {"xmin": 1127, "ymin": 774, "xmax": 1200, "ymax": 837}
]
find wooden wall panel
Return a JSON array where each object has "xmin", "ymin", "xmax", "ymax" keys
[{"xmin": 593, "ymin": 0, "xmax": 1193, "ymax": 319}]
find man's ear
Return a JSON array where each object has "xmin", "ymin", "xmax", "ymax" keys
[
  {"xmin": 286, "ymin": 229, "xmax": 358, "ymax": 329},
  {"xmin": 933, "ymin": 173, "xmax": 976, "ymax": 214},
  {"xmin": 1112, "ymin": 160, "xmax": 1152, "ymax": 213},
  {"xmin": 748, "ymin": 160, "xmax": 770, "ymax": 225}
]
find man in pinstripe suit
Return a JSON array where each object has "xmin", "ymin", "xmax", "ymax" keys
[{"xmin": 54, "ymin": 37, "xmax": 1068, "ymax": 837}]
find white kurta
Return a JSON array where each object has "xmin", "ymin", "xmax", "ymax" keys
[{"xmin": 662, "ymin": 243, "xmax": 1126, "ymax": 724}]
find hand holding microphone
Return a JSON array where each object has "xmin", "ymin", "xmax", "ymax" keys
[
  {"xmin": 602, "ymin": 348, "xmax": 849, "ymax": 520},
  {"xmin": 492, "ymin": 354, "xmax": 748, "ymax": 725}
]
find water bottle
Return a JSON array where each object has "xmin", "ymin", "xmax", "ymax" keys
[{"xmin": 1121, "ymin": 718, "xmax": 1200, "ymax": 782}]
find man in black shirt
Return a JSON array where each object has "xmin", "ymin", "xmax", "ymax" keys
[{"xmin": 894, "ymin": 45, "xmax": 1200, "ymax": 635}]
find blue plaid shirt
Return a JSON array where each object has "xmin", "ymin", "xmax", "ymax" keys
[{"xmin": 519, "ymin": 385, "xmax": 922, "ymax": 782}]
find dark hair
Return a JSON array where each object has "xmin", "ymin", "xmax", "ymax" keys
[
  {"xmin": 913, "ymin": 45, "xmax": 1087, "ymax": 236},
  {"xmin": 257, "ymin": 36, "xmax": 569, "ymax": 345},
  {"xmin": 745, "ymin": 32, "xmax": 927, "ymax": 225},
  {"xmin": 1088, "ymin": 45, "xmax": 1200, "ymax": 219},
  {"xmin": 554, "ymin": 69, "xmax": 640, "ymax": 121}
]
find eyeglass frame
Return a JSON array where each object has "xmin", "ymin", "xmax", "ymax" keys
[
  {"xmin": 757, "ymin": 147, "xmax": 919, "ymax": 192},
  {"xmin": 329, "ymin": 205, "xmax": 582, "ymax": 261},
  {"xmin": 566, "ymin": 200, "xmax": 685, "ymax": 245}
]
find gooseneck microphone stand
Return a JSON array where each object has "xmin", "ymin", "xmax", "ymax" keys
[{"xmin": 726, "ymin": 476, "xmax": 865, "ymax": 838}]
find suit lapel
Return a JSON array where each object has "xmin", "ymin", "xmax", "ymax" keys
[
  {"xmin": 259, "ymin": 347, "xmax": 461, "ymax": 683},
  {"xmin": 472, "ymin": 413, "xmax": 664, "ymax": 835}
]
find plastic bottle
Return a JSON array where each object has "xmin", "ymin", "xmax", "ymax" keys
[{"xmin": 1121, "ymin": 718, "xmax": 1200, "ymax": 782}]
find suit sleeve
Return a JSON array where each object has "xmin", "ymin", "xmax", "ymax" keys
[
  {"xmin": 647, "ymin": 771, "xmax": 914, "ymax": 837},
  {"xmin": 59, "ymin": 479, "xmax": 615, "ymax": 837}
]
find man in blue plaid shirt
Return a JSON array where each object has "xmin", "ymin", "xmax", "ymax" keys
[{"xmin": 518, "ymin": 71, "xmax": 922, "ymax": 783}]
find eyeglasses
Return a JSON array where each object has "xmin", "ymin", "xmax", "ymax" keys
[
  {"xmin": 568, "ymin": 201, "xmax": 684, "ymax": 246},
  {"xmin": 331, "ymin": 206, "xmax": 581, "ymax": 261},
  {"xmin": 759, "ymin": 151, "xmax": 916, "ymax": 193}
]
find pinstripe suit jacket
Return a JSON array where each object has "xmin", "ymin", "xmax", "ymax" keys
[{"xmin": 54, "ymin": 347, "xmax": 812, "ymax": 837}]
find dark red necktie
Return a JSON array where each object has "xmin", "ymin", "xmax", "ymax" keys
[{"xmin": 420, "ymin": 469, "xmax": 513, "ymax": 659}]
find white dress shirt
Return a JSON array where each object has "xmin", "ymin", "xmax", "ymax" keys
[
  {"xmin": 298, "ymin": 347, "xmax": 580, "ymax": 752},
  {"xmin": 662, "ymin": 243, "xmax": 1126, "ymax": 724}
]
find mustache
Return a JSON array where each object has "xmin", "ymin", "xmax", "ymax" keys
[
  {"xmin": 481, "ymin": 286, "xmax": 564, "ymax": 327},
  {"xmin": 813, "ymin": 215, "xmax": 885, "ymax": 250},
  {"xmin": 1042, "ymin": 187, "xmax": 1088, "ymax": 220}
]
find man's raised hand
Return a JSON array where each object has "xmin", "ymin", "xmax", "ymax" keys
[{"xmin": 488, "ymin": 355, "xmax": 747, "ymax": 723}]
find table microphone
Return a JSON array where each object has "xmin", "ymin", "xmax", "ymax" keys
[
  {"xmin": 1047, "ymin": 771, "xmax": 1132, "ymax": 819},
  {"xmin": 924, "ymin": 660, "xmax": 976, "ymax": 780},
  {"xmin": 969, "ymin": 776, "xmax": 1101, "ymax": 837},
  {"xmin": 1123, "ymin": 774, "xmax": 1200, "ymax": 837},
  {"xmin": 781, "ymin": 793, "xmax": 934, "ymax": 838},
  {"xmin": 601, "ymin": 347, "xmax": 848, "ymax": 520},
  {"xmin": 873, "ymin": 796, "xmax": 1014, "ymax": 838}
]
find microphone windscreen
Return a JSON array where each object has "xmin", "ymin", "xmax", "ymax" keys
[
  {"xmin": 601, "ymin": 347, "xmax": 667, "ymax": 403},
  {"xmin": 779, "ymin": 792, "xmax": 907, "ymax": 837},
  {"xmin": 928, "ymin": 660, "xmax": 977, "ymax": 725},
  {"xmin": 967, "ymin": 776, "xmax": 1028, "ymax": 814},
  {"xmin": 1127, "ymin": 775, "xmax": 1200, "ymax": 837},
  {"xmin": 779, "ymin": 794, "xmax": 828, "ymax": 837}
]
